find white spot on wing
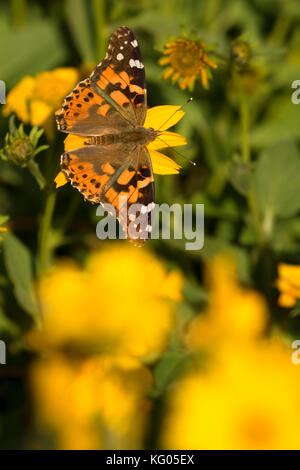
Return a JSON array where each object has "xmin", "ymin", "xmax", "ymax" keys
[
  {"xmin": 147, "ymin": 202, "xmax": 155, "ymax": 212},
  {"xmin": 129, "ymin": 58, "xmax": 144, "ymax": 69},
  {"xmin": 117, "ymin": 53, "xmax": 124, "ymax": 61},
  {"xmin": 131, "ymin": 40, "xmax": 138, "ymax": 47}
]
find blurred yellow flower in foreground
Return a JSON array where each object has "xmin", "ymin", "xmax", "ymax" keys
[
  {"xmin": 186, "ymin": 255, "xmax": 268, "ymax": 350},
  {"xmin": 31, "ymin": 354, "xmax": 152, "ymax": 450},
  {"xmin": 162, "ymin": 256, "xmax": 300, "ymax": 449},
  {"xmin": 29, "ymin": 245, "xmax": 183, "ymax": 359},
  {"xmin": 162, "ymin": 338, "xmax": 300, "ymax": 450},
  {"xmin": 3, "ymin": 68, "xmax": 79, "ymax": 135},
  {"xmin": 276, "ymin": 263, "xmax": 300, "ymax": 308},
  {"xmin": 160, "ymin": 38, "xmax": 217, "ymax": 90},
  {"xmin": 55, "ymin": 104, "xmax": 187, "ymax": 188}
]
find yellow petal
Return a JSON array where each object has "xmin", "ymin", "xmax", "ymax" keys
[
  {"xmin": 0, "ymin": 227, "xmax": 7, "ymax": 232},
  {"xmin": 278, "ymin": 263, "xmax": 300, "ymax": 288},
  {"xmin": 144, "ymin": 105, "xmax": 185, "ymax": 131},
  {"xmin": 55, "ymin": 171, "xmax": 69, "ymax": 188},
  {"xmin": 30, "ymin": 100, "xmax": 52, "ymax": 126},
  {"xmin": 278, "ymin": 293, "xmax": 296, "ymax": 308},
  {"xmin": 159, "ymin": 57, "xmax": 171, "ymax": 66},
  {"xmin": 148, "ymin": 131, "xmax": 187, "ymax": 150},
  {"xmin": 149, "ymin": 149, "xmax": 181, "ymax": 175},
  {"xmin": 200, "ymin": 69, "xmax": 208, "ymax": 88},
  {"xmin": 64, "ymin": 134, "xmax": 87, "ymax": 152},
  {"xmin": 179, "ymin": 77, "xmax": 189, "ymax": 90},
  {"xmin": 163, "ymin": 68, "xmax": 174, "ymax": 79},
  {"xmin": 2, "ymin": 76, "xmax": 35, "ymax": 122}
]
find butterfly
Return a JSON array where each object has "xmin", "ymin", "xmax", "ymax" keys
[{"xmin": 56, "ymin": 26, "xmax": 158, "ymax": 246}]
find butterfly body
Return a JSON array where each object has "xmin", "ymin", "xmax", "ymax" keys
[
  {"xmin": 87, "ymin": 126, "xmax": 158, "ymax": 146},
  {"xmin": 56, "ymin": 26, "xmax": 156, "ymax": 245}
]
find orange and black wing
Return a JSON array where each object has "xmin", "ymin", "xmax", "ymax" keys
[
  {"xmin": 60, "ymin": 145, "xmax": 154, "ymax": 245},
  {"xmin": 56, "ymin": 26, "xmax": 147, "ymax": 135},
  {"xmin": 91, "ymin": 26, "xmax": 147, "ymax": 126}
]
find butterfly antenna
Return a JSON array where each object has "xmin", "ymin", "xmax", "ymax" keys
[
  {"xmin": 157, "ymin": 97, "xmax": 193, "ymax": 131},
  {"xmin": 156, "ymin": 136, "xmax": 196, "ymax": 167}
]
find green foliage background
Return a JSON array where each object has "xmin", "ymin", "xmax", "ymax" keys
[{"xmin": 0, "ymin": 0, "xmax": 300, "ymax": 449}]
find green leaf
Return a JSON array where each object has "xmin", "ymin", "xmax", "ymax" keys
[
  {"xmin": 0, "ymin": 19, "xmax": 68, "ymax": 88},
  {"xmin": 0, "ymin": 215, "xmax": 9, "ymax": 226},
  {"xmin": 153, "ymin": 351, "xmax": 188, "ymax": 395},
  {"xmin": 228, "ymin": 159, "xmax": 252, "ymax": 196},
  {"xmin": 183, "ymin": 280, "xmax": 207, "ymax": 306},
  {"xmin": 0, "ymin": 306, "xmax": 19, "ymax": 336},
  {"xmin": 64, "ymin": 0, "xmax": 95, "ymax": 62},
  {"xmin": 251, "ymin": 99, "xmax": 300, "ymax": 148},
  {"xmin": 3, "ymin": 233, "xmax": 40, "ymax": 324},
  {"xmin": 290, "ymin": 302, "xmax": 300, "ymax": 318},
  {"xmin": 253, "ymin": 141, "xmax": 300, "ymax": 218}
]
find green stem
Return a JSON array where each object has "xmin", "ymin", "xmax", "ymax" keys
[
  {"xmin": 11, "ymin": 0, "xmax": 28, "ymax": 26},
  {"xmin": 38, "ymin": 189, "xmax": 56, "ymax": 277},
  {"xmin": 267, "ymin": 13, "xmax": 291, "ymax": 47},
  {"xmin": 235, "ymin": 70, "xmax": 250, "ymax": 163},
  {"xmin": 92, "ymin": 0, "xmax": 106, "ymax": 61},
  {"xmin": 234, "ymin": 69, "xmax": 264, "ymax": 245},
  {"xmin": 28, "ymin": 160, "xmax": 47, "ymax": 190},
  {"xmin": 59, "ymin": 195, "xmax": 80, "ymax": 236}
]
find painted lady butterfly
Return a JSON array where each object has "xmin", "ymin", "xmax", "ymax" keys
[{"xmin": 56, "ymin": 26, "xmax": 158, "ymax": 246}]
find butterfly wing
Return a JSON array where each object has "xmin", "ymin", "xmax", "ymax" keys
[
  {"xmin": 61, "ymin": 145, "xmax": 154, "ymax": 245},
  {"xmin": 56, "ymin": 26, "xmax": 147, "ymax": 135},
  {"xmin": 91, "ymin": 26, "xmax": 147, "ymax": 126}
]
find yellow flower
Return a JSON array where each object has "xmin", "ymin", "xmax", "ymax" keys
[
  {"xmin": 161, "ymin": 338, "xmax": 300, "ymax": 450},
  {"xmin": 159, "ymin": 38, "xmax": 217, "ymax": 90},
  {"xmin": 31, "ymin": 354, "xmax": 152, "ymax": 449},
  {"xmin": 29, "ymin": 245, "xmax": 183, "ymax": 359},
  {"xmin": 276, "ymin": 263, "xmax": 300, "ymax": 308},
  {"xmin": 55, "ymin": 104, "xmax": 187, "ymax": 187},
  {"xmin": 186, "ymin": 255, "xmax": 268, "ymax": 351},
  {"xmin": 3, "ymin": 68, "xmax": 79, "ymax": 132}
]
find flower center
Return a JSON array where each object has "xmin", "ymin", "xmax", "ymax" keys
[{"xmin": 169, "ymin": 40, "xmax": 208, "ymax": 77}]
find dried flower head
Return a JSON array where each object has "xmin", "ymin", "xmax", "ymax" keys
[{"xmin": 159, "ymin": 37, "xmax": 217, "ymax": 90}]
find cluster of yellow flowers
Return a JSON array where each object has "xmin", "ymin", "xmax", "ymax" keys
[
  {"xmin": 27, "ymin": 248, "xmax": 300, "ymax": 450},
  {"xmin": 28, "ymin": 245, "xmax": 183, "ymax": 449},
  {"xmin": 161, "ymin": 256, "xmax": 300, "ymax": 450}
]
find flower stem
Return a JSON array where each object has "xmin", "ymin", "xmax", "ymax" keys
[
  {"xmin": 92, "ymin": 0, "xmax": 106, "ymax": 61},
  {"xmin": 28, "ymin": 160, "xmax": 47, "ymax": 190},
  {"xmin": 235, "ymin": 71, "xmax": 250, "ymax": 163},
  {"xmin": 234, "ymin": 70, "xmax": 264, "ymax": 245},
  {"xmin": 38, "ymin": 189, "xmax": 56, "ymax": 277}
]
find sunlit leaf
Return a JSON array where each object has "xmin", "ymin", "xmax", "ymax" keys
[{"xmin": 3, "ymin": 233, "xmax": 40, "ymax": 324}]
